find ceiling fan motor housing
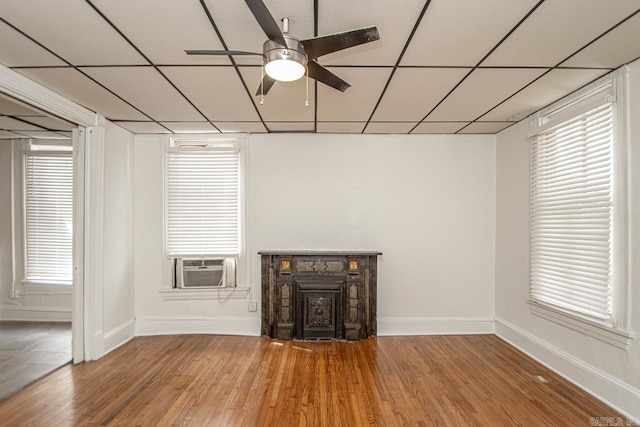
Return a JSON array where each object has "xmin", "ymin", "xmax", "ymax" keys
[{"xmin": 263, "ymin": 36, "xmax": 308, "ymax": 82}]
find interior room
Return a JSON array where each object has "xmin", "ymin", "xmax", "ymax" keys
[
  {"xmin": 0, "ymin": 0, "xmax": 638, "ymax": 425},
  {"xmin": 0, "ymin": 96, "xmax": 75, "ymax": 399}
]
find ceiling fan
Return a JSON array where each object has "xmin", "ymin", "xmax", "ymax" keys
[{"xmin": 185, "ymin": 0, "xmax": 380, "ymax": 96}]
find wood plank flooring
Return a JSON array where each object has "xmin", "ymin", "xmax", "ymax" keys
[{"xmin": 0, "ymin": 334, "xmax": 621, "ymax": 426}]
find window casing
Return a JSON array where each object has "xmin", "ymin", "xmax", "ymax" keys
[
  {"xmin": 15, "ymin": 140, "xmax": 73, "ymax": 286},
  {"xmin": 528, "ymin": 69, "xmax": 630, "ymax": 345},
  {"xmin": 162, "ymin": 136, "xmax": 249, "ymax": 296}
]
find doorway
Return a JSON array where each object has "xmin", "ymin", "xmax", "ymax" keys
[{"xmin": 0, "ymin": 94, "xmax": 80, "ymax": 399}]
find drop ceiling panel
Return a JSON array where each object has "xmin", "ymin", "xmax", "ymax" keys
[
  {"xmin": 17, "ymin": 130, "xmax": 70, "ymax": 139},
  {"xmin": 160, "ymin": 66, "xmax": 260, "ymax": 122},
  {"xmin": 16, "ymin": 67, "xmax": 149, "ymax": 121},
  {"xmin": 483, "ymin": 0, "xmax": 640, "ymax": 67},
  {"xmin": 2, "ymin": 1, "xmax": 638, "ymax": 135},
  {"xmin": 0, "ymin": 116, "xmax": 43, "ymax": 131},
  {"xmin": 364, "ymin": 122, "xmax": 415, "ymax": 134},
  {"xmin": 266, "ymin": 122, "xmax": 314, "ymax": 132},
  {"xmin": 562, "ymin": 13, "xmax": 640, "ymax": 68},
  {"xmin": 114, "ymin": 122, "xmax": 170, "ymax": 134},
  {"xmin": 317, "ymin": 67, "xmax": 391, "ymax": 121},
  {"xmin": 206, "ymin": 0, "xmax": 313, "ymax": 66},
  {"xmin": 371, "ymin": 68, "xmax": 470, "ymax": 122},
  {"xmin": 19, "ymin": 116, "xmax": 76, "ymax": 131},
  {"xmin": 0, "ymin": 96, "xmax": 44, "ymax": 116},
  {"xmin": 317, "ymin": 122, "xmax": 365, "ymax": 133},
  {"xmin": 402, "ymin": 0, "xmax": 538, "ymax": 66},
  {"xmin": 0, "ymin": 21, "xmax": 66, "ymax": 67},
  {"xmin": 81, "ymin": 67, "xmax": 203, "ymax": 121},
  {"xmin": 160, "ymin": 122, "xmax": 219, "ymax": 133},
  {"xmin": 92, "ymin": 0, "xmax": 229, "ymax": 66},
  {"xmin": 214, "ymin": 122, "xmax": 267, "ymax": 133},
  {"xmin": 458, "ymin": 122, "xmax": 512, "ymax": 134},
  {"xmin": 426, "ymin": 68, "xmax": 546, "ymax": 121},
  {"xmin": 411, "ymin": 122, "xmax": 468, "ymax": 134},
  {"xmin": 238, "ymin": 67, "xmax": 315, "ymax": 122},
  {"xmin": 318, "ymin": 0, "xmax": 426, "ymax": 66},
  {"xmin": 0, "ymin": 0, "xmax": 146, "ymax": 65},
  {"xmin": 0, "ymin": 130, "xmax": 23, "ymax": 139},
  {"xmin": 480, "ymin": 68, "xmax": 608, "ymax": 121}
]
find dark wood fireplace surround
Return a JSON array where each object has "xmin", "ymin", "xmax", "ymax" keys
[{"xmin": 259, "ymin": 251, "xmax": 381, "ymax": 341}]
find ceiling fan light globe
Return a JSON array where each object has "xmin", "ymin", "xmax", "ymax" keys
[{"xmin": 265, "ymin": 59, "xmax": 306, "ymax": 82}]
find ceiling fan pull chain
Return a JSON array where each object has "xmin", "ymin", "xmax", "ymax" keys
[
  {"xmin": 260, "ymin": 64, "xmax": 265, "ymax": 105},
  {"xmin": 305, "ymin": 70, "xmax": 309, "ymax": 107}
]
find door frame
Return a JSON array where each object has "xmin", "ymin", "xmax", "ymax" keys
[{"xmin": 1, "ymin": 64, "xmax": 106, "ymax": 362}]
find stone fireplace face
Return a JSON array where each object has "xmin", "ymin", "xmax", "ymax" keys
[{"xmin": 259, "ymin": 251, "xmax": 381, "ymax": 341}]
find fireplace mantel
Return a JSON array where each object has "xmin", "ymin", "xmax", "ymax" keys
[{"xmin": 259, "ymin": 250, "xmax": 381, "ymax": 341}]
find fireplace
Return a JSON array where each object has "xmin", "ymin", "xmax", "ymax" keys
[{"xmin": 259, "ymin": 251, "xmax": 381, "ymax": 341}]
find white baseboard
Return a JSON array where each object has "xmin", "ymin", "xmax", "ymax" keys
[
  {"xmin": 377, "ymin": 316, "xmax": 495, "ymax": 336},
  {"xmin": 104, "ymin": 319, "xmax": 135, "ymax": 355},
  {"xmin": 135, "ymin": 315, "xmax": 260, "ymax": 337},
  {"xmin": 85, "ymin": 331, "xmax": 105, "ymax": 361},
  {"xmin": 495, "ymin": 317, "xmax": 640, "ymax": 420},
  {"xmin": 0, "ymin": 304, "xmax": 72, "ymax": 322}
]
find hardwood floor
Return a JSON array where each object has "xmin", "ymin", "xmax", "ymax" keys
[{"xmin": 0, "ymin": 334, "xmax": 620, "ymax": 426}]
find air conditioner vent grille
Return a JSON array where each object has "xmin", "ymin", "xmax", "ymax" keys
[
  {"xmin": 183, "ymin": 268, "xmax": 223, "ymax": 287},
  {"xmin": 175, "ymin": 257, "xmax": 236, "ymax": 288}
]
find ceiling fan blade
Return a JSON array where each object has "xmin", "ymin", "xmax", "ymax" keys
[
  {"xmin": 244, "ymin": 0, "xmax": 287, "ymax": 47},
  {"xmin": 301, "ymin": 26, "xmax": 380, "ymax": 59},
  {"xmin": 185, "ymin": 50, "xmax": 262, "ymax": 56},
  {"xmin": 255, "ymin": 74, "xmax": 277, "ymax": 96},
  {"xmin": 307, "ymin": 61, "xmax": 351, "ymax": 92}
]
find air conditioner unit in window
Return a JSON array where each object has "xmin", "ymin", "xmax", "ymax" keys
[{"xmin": 175, "ymin": 258, "xmax": 236, "ymax": 288}]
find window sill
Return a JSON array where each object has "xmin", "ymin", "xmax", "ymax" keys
[
  {"xmin": 17, "ymin": 282, "xmax": 73, "ymax": 297},
  {"xmin": 528, "ymin": 300, "xmax": 633, "ymax": 350},
  {"xmin": 22, "ymin": 279, "xmax": 72, "ymax": 286},
  {"xmin": 160, "ymin": 287, "xmax": 250, "ymax": 301}
]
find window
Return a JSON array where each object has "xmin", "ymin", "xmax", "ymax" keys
[
  {"xmin": 528, "ymin": 70, "xmax": 630, "ymax": 346},
  {"xmin": 19, "ymin": 141, "xmax": 73, "ymax": 285},
  {"xmin": 163, "ymin": 136, "xmax": 248, "ymax": 295}
]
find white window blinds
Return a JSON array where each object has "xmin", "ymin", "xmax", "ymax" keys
[
  {"xmin": 24, "ymin": 152, "xmax": 74, "ymax": 283},
  {"xmin": 530, "ymin": 101, "xmax": 614, "ymax": 323},
  {"xmin": 165, "ymin": 143, "xmax": 240, "ymax": 257}
]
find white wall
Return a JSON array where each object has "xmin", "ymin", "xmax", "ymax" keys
[
  {"xmin": 0, "ymin": 140, "xmax": 72, "ymax": 321},
  {"xmin": 495, "ymin": 60, "xmax": 640, "ymax": 418},
  {"xmin": 134, "ymin": 133, "xmax": 496, "ymax": 335},
  {"xmin": 101, "ymin": 122, "xmax": 136, "ymax": 351}
]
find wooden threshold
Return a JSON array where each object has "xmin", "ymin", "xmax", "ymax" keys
[{"xmin": 0, "ymin": 334, "xmax": 621, "ymax": 426}]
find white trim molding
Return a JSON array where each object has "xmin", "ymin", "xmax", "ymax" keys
[
  {"xmin": 377, "ymin": 316, "xmax": 495, "ymax": 336},
  {"xmin": 104, "ymin": 319, "xmax": 135, "ymax": 355},
  {"xmin": 0, "ymin": 304, "xmax": 71, "ymax": 322},
  {"xmin": 495, "ymin": 317, "xmax": 640, "ymax": 420},
  {"xmin": 135, "ymin": 315, "xmax": 260, "ymax": 337},
  {"xmin": 72, "ymin": 127, "xmax": 85, "ymax": 363},
  {"xmin": 83, "ymin": 124, "xmax": 106, "ymax": 361},
  {"xmin": 529, "ymin": 300, "xmax": 633, "ymax": 350},
  {"xmin": 0, "ymin": 64, "xmax": 97, "ymax": 127},
  {"xmin": 159, "ymin": 287, "xmax": 250, "ymax": 301}
]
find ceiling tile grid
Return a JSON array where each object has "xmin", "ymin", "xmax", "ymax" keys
[
  {"xmin": 92, "ymin": 0, "xmax": 230, "ymax": 66},
  {"xmin": 0, "ymin": 94, "xmax": 77, "ymax": 139},
  {"xmin": 401, "ymin": 0, "xmax": 540, "ymax": 66},
  {"xmin": 482, "ymin": 0, "xmax": 640, "ymax": 67},
  {"xmin": 1, "ymin": 0, "xmax": 639, "ymax": 135}
]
